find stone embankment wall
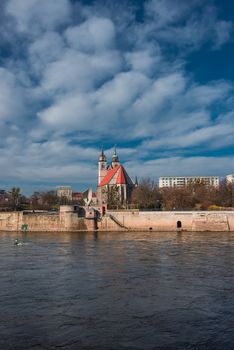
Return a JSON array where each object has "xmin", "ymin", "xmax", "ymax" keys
[
  {"xmin": 0, "ymin": 212, "xmax": 22, "ymax": 231},
  {"xmin": 98, "ymin": 211, "xmax": 234, "ymax": 232},
  {"xmin": 0, "ymin": 206, "xmax": 96, "ymax": 232},
  {"xmin": 1, "ymin": 209, "xmax": 234, "ymax": 232}
]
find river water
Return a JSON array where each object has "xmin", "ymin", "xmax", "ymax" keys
[{"xmin": 0, "ymin": 231, "xmax": 234, "ymax": 350}]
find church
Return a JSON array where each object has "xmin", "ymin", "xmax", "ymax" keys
[{"xmin": 96, "ymin": 148, "xmax": 136, "ymax": 207}]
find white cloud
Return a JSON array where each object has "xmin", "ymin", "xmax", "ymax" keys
[
  {"xmin": 38, "ymin": 93, "xmax": 94, "ymax": 129},
  {"xmin": 0, "ymin": 0, "xmax": 233, "ymax": 193},
  {"xmin": 0, "ymin": 68, "xmax": 25, "ymax": 121},
  {"xmin": 145, "ymin": 2, "xmax": 233, "ymax": 50},
  {"xmin": 41, "ymin": 49, "xmax": 122, "ymax": 94},
  {"xmin": 184, "ymin": 81, "xmax": 232, "ymax": 107},
  {"xmin": 145, "ymin": 0, "xmax": 198, "ymax": 27},
  {"xmin": 125, "ymin": 49, "xmax": 161, "ymax": 75},
  {"xmin": 28, "ymin": 31, "xmax": 65, "ymax": 76},
  {"xmin": 214, "ymin": 20, "xmax": 233, "ymax": 48},
  {"xmin": 0, "ymin": 137, "xmax": 99, "ymax": 190},
  {"xmin": 6, "ymin": 0, "xmax": 71, "ymax": 34},
  {"xmin": 125, "ymin": 156, "xmax": 234, "ymax": 179},
  {"xmin": 127, "ymin": 72, "xmax": 187, "ymax": 124},
  {"xmin": 39, "ymin": 71, "xmax": 151, "ymax": 132},
  {"xmin": 95, "ymin": 71, "xmax": 151, "ymax": 116},
  {"xmin": 145, "ymin": 123, "xmax": 234, "ymax": 150},
  {"xmin": 65, "ymin": 17, "xmax": 116, "ymax": 53}
]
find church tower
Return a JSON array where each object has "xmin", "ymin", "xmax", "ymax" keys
[
  {"xmin": 98, "ymin": 148, "xmax": 107, "ymax": 185},
  {"xmin": 111, "ymin": 146, "xmax": 120, "ymax": 168}
]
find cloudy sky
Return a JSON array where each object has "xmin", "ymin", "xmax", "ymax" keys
[{"xmin": 0, "ymin": 0, "xmax": 234, "ymax": 194}]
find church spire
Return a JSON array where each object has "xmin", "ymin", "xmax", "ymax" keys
[
  {"xmin": 135, "ymin": 176, "xmax": 138, "ymax": 187},
  {"xmin": 99, "ymin": 146, "xmax": 106, "ymax": 162},
  {"xmin": 112, "ymin": 145, "xmax": 119, "ymax": 167},
  {"xmin": 98, "ymin": 146, "xmax": 107, "ymax": 185}
]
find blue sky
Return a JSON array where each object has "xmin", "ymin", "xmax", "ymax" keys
[{"xmin": 0, "ymin": 0, "xmax": 233, "ymax": 194}]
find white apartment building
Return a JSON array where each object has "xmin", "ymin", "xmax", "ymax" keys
[
  {"xmin": 226, "ymin": 174, "xmax": 234, "ymax": 183},
  {"xmin": 159, "ymin": 176, "xmax": 219, "ymax": 188},
  {"xmin": 57, "ymin": 186, "xmax": 73, "ymax": 201}
]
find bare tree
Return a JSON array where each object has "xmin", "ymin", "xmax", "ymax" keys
[
  {"xmin": 132, "ymin": 178, "xmax": 162, "ymax": 209},
  {"xmin": 161, "ymin": 187, "xmax": 195, "ymax": 210},
  {"xmin": 10, "ymin": 187, "xmax": 21, "ymax": 209},
  {"xmin": 103, "ymin": 185, "xmax": 122, "ymax": 209},
  {"xmin": 31, "ymin": 191, "xmax": 58, "ymax": 210}
]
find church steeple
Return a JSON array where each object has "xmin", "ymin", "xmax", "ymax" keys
[
  {"xmin": 99, "ymin": 146, "xmax": 106, "ymax": 162},
  {"xmin": 112, "ymin": 145, "xmax": 120, "ymax": 168},
  {"xmin": 98, "ymin": 147, "xmax": 107, "ymax": 185},
  {"xmin": 135, "ymin": 176, "xmax": 138, "ymax": 187}
]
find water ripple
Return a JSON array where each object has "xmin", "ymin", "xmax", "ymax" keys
[{"xmin": 0, "ymin": 231, "xmax": 234, "ymax": 349}]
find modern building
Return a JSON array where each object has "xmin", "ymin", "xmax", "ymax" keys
[
  {"xmin": 57, "ymin": 186, "xmax": 73, "ymax": 202},
  {"xmin": 96, "ymin": 148, "xmax": 136, "ymax": 206},
  {"xmin": 159, "ymin": 176, "xmax": 219, "ymax": 188},
  {"xmin": 226, "ymin": 174, "xmax": 234, "ymax": 184}
]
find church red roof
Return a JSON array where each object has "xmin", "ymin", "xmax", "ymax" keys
[
  {"xmin": 116, "ymin": 166, "xmax": 126, "ymax": 184},
  {"xmin": 99, "ymin": 165, "xmax": 120, "ymax": 186},
  {"xmin": 99, "ymin": 165, "xmax": 134, "ymax": 187}
]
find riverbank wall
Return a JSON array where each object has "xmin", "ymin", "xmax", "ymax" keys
[
  {"xmin": 98, "ymin": 210, "xmax": 234, "ymax": 232},
  {"xmin": 0, "ymin": 208, "xmax": 234, "ymax": 232},
  {"xmin": 0, "ymin": 206, "xmax": 96, "ymax": 232}
]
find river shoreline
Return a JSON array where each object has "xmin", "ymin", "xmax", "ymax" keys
[{"xmin": 1, "ymin": 207, "xmax": 234, "ymax": 232}]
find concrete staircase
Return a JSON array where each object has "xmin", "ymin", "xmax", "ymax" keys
[{"xmin": 107, "ymin": 214, "xmax": 129, "ymax": 230}]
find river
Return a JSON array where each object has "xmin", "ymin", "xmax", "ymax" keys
[{"xmin": 0, "ymin": 231, "xmax": 234, "ymax": 349}]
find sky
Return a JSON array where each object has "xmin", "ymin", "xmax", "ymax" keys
[{"xmin": 0, "ymin": 0, "xmax": 234, "ymax": 195}]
